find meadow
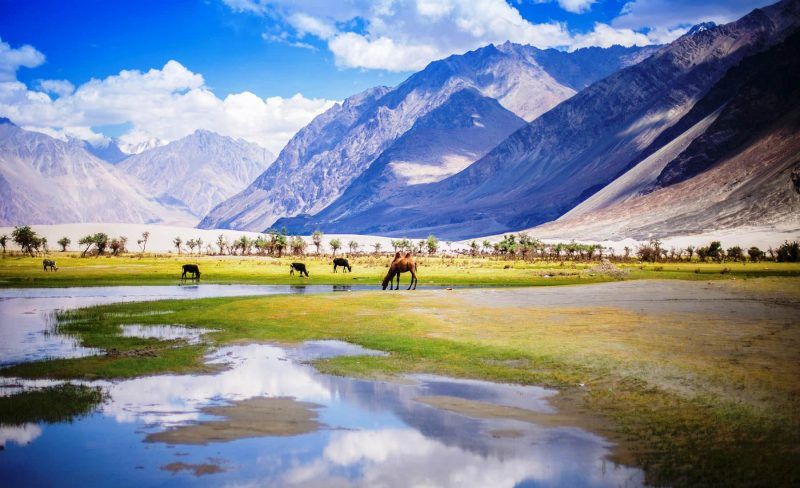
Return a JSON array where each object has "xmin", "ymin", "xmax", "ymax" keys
[{"xmin": 1, "ymin": 252, "xmax": 799, "ymax": 288}]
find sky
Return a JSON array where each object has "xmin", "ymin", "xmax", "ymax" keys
[{"xmin": 0, "ymin": 0, "xmax": 775, "ymax": 153}]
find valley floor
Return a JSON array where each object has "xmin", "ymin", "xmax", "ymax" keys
[{"xmin": 1, "ymin": 277, "xmax": 799, "ymax": 485}]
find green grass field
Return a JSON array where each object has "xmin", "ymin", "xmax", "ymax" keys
[{"xmin": 1, "ymin": 252, "xmax": 798, "ymax": 287}]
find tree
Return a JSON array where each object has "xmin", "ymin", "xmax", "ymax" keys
[
  {"xmin": 238, "ymin": 236, "xmax": 252, "ymax": 255},
  {"xmin": 686, "ymin": 246, "xmax": 695, "ymax": 261},
  {"xmin": 637, "ymin": 239, "xmax": 662, "ymax": 263},
  {"xmin": 707, "ymin": 241, "xmax": 724, "ymax": 262},
  {"xmin": 57, "ymin": 236, "xmax": 71, "ymax": 252},
  {"xmin": 186, "ymin": 239, "xmax": 197, "ymax": 255},
  {"xmin": 196, "ymin": 237, "xmax": 203, "ymax": 255},
  {"xmin": 330, "ymin": 238, "xmax": 342, "ymax": 257},
  {"xmin": 173, "ymin": 237, "xmax": 183, "ymax": 255},
  {"xmin": 348, "ymin": 240, "xmax": 360, "ymax": 255},
  {"xmin": 12, "ymin": 226, "xmax": 39, "ymax": 256},
  {"xmin": 372, "ymin": 242, "xmax": 382, "ymax": 255},
  {"xmin": 726, "ymin": 246, "xmax": 744, "ymax": 262},
  {"xmin": 109, "ymin": 237, "xmax": 126, "ymax": 255},
  {"xmin": 0, "ymin": 234, "xmax": 8, "ymax": 254},
  {"xmin": 426, "ymin": 235, "xmax": 439, "ymax": 255},
  {"xmin": 290, "ymin": 236, "xmax": 307, "ymax": 256},
  {"xmin": 469, "ymin": 241, "xmax": 479, "ymax": 257},
  {"xmin": 93, "ymin": 233, "xmax": 109, "ymax": 255},
  {"xmin": 79, "ymin": 235, "xmax": 94, "ymax": 257},
  {"xmin": 273, "ymin": 234, "xmax": 287, "ymax": 257},
  {"xmin": 40, "ymin": 237, "xmax": 48, "ymax": 253},
  {"xmin": 748, "ymin": 246, "xmax": 764, "ymax": 262},
  {"xmin": 482, "ymin": 240, "xmax": 492, "ymax": 255},
  {"xmin": 137, "ymin": 231, "xmax": 150, "ymax": 253},
  {"xmin": 216, "ymin": 234, "xmax": 228, "ymax": 255},
  {"xmin": 776, "ymin": 241, "xmax": 799, "ymax": 262},
  {"xmin": 312, "ymin": 230, "xmax": 323, "ymax": 254},
  {"xmin": 390, "ymin": 239, "xmax": 399, "ymax": 253}
]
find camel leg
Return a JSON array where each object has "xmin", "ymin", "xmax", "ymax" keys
[
  {"xmin": 395, "ymin": 273, "xmax": 400, "ymax": 290},
  {"xmin": 408, "ymin": 269, "xmax": 417, "ymax": 290}
]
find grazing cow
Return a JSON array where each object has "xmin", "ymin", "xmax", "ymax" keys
[
  {"xmin": 290, "ymin": 262, "xmax": 309, "ymax": 277},
  {"xmin": 181, "ymin": 264, "xmax": 201, "ymax": 281},
  {"xmin": 333, "ymin": 258, "xmax": 352, "ymax": 273},
  {"xmin": 42, "ymin": 259, "xmax": 58, "ymax": 271}
]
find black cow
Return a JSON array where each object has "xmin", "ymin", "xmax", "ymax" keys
[
  {"xmin": 333, "ymin": 258, "xmax": 351, "ymax": 273},
  {"xmin": 181, "ymin": 264, "xmax": 201, "ymax": 281},
  {"xmin": 290, "ymin": 262, "xmax": 309, "ymax": 277},
  {"xmin": 42, "ymin": 259, "xmax": 58, "ymax": 271}
]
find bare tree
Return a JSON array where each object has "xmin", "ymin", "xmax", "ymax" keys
[
  {"xmin": 173, "ymin": 237, "xmax": 183, "ymax": 255},
  {"xmin": 312, "ymin": 230, "xmax": 323, "ymax": 254},
  {"xmin": 137, "ymin": 231, "xmax": 150, "ymax": 253}
]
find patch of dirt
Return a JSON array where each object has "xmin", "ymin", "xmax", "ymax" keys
[{"xmin": 146, "ymin": 397, "xmax": 322, "ymax": 445}]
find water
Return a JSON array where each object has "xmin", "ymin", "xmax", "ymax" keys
[
  {"xmin": 0, "ymin": 285, "xmax": 370, "ymax": 366},
  {"xmin": 0, "ymin": 287, "xmax": 645, "ymax": 487}
]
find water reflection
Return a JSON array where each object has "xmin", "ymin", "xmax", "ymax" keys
[
  {"xmin": 1, "ymin": 342, "xmax": 644, "ymax": 487},
  {"xmin": 0, "ymin": 285, "xmax": 374, "ymax": 366}
]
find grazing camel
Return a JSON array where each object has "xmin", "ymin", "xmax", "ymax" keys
[
  {"xmin": 181, "ymin": 264, "xmax": 201, "ymax": 281},
  {"xmin": 382, "ymin": 252, "xmax": 418, "ymax": 290},
  {"xmin": 42, "ymin": 259, "xmax": 58, "ymax": 271}
]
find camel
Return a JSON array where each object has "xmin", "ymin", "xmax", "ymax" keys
[{"xmin": 382, "ymin": 252, "xmax": 418, "ymax": 290}]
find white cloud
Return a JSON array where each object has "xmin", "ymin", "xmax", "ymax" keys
[
  {"xmin": 36, "ymin": 79, "xmax": 75, "ymax": 97},
  {"xmin": 0, "ymin": 58, "xmax": 336, "ymax": 153},
  {"xmin": 0, "ymin": 37, "xmax": 45, "ymax": 82},
  {"xmin": 613, "ymin": 0, "xmax": 773, "ymax": 43},
  {"xmin": 570, "ymin": 22, "xmax": 651, "ymax": 51},
  {"xmin": 225, "ymin": 0, "xmax": 574, "ymax": 72},
  {"xmin": 557, "ymin": 0, "xmax": 596, "ymax": 14}
]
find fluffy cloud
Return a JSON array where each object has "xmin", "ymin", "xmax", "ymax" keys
[
  {"xmin": 0, "ymin": 37, "xmax": 45, "ymax": 82},
  {"xmin": 570, "ymin": 23, "xmax": 651, "ymax": 51},
  {"xmin": 0, "ymin": 55, "xmax": 336, "ymax": 153},
  {"xmin": 613, "ymin": 0, "xmax": 773, "ymax": 43},
  {"xmin": 227, "ymin": 0, "xmax": 574, "ymax": 72},
  {"xmin": 557, "ymin": 0, "xmax": 596, "ymax": 14}
]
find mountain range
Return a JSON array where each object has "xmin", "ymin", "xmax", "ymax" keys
[
  {"xmin": 0, "ymin": 122, "xmax": 274, "ymax": 227},
  {"xmin": 0, "ymin": 118, "xmax": 194, "ymax": 226},
  {"xmin": 2, "ymin": 0, "xmax": 797, "ymax": 243},
  {"xmin": 266, "ymin": 0, "xmax": 800, "ymax": 239},
  {"xmin": 199, "ymin": 43, "xmax": 659, "ymax": 231}
]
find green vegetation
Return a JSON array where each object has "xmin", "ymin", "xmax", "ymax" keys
[
  {"xmin": 1, "ymin": 252, "xmax": 800, "ymax": 288},
  {"xmin": 2, "ymin": 278, "xmax": 798, "ymax": 485},
  {"xmin": 0, "ymin": 384, "xmax": 104, "ymax": 425}
]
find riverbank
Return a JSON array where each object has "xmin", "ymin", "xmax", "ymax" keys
[{"xmin": 2, "ymin": 278, "xmax": 798, "ymax": 485}]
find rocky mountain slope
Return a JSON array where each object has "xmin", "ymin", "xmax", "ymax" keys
[
  {"xmin": 200, "ymin": 43, "xmax": 656, "ymax": 231},
  {"xmin": 533, "ymin": 25, "xmax": 800, "ymax": 241},
  {"xmin": 119, "ymin": 130, "xmax": 274, "ymax": 219},
  {"xmin": 0, "ymin": 119, "xmax": 195, "ymax": 226},
  {"xmin": 284, "ymin": 0, "xmax": 798, "ymax": 239}
]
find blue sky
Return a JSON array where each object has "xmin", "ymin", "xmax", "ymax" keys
[{"xmin": 0, "ymin": 0, "xmax": 773, "ymax": 151}]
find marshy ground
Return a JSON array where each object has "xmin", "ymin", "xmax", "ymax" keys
[{"xmin": 1, "ymin": 254, "xmax": 799, "ymax": 486}]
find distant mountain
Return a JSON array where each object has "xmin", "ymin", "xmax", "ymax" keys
[
  {"xmin": 119, "ymin": 130, "xmax": 274, "ymax": 219},
  {"xmin": 75, "ymin": 138, "xmax": 129, "ymax": 164},
  {"xmin": 0, "ymin": 120, "xmax": 195, "ymax": 226},
  {"xmin": 119, "ymin": 138, "xmax": 165, "ymax": 155},
  {"xmin": 534, "ymin": 25, "xmax": 800, "ymax": 240},
  {"xmin": 199, "ymin": 43, "xmax": 657, "ymax": 231},
  {"xmin": 282, "ymin": 0, "xmax": 798, "ymax": 239},
  {"xmin": 276, "ymin": 88, "xmax": 526, "ymax": 232}
]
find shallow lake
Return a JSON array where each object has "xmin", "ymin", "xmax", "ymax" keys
[
  {"xmin": 0, "ymin": 285, "xmax": 371, "ymax": 366},
  {"xmin": 0, "ymin": 287, "xmax": 645, "ymax": 487}
]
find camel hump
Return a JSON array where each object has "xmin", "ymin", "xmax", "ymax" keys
[{"xmin": 404, "ymin": 252, "xmax": 412, "ymax": 258}]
